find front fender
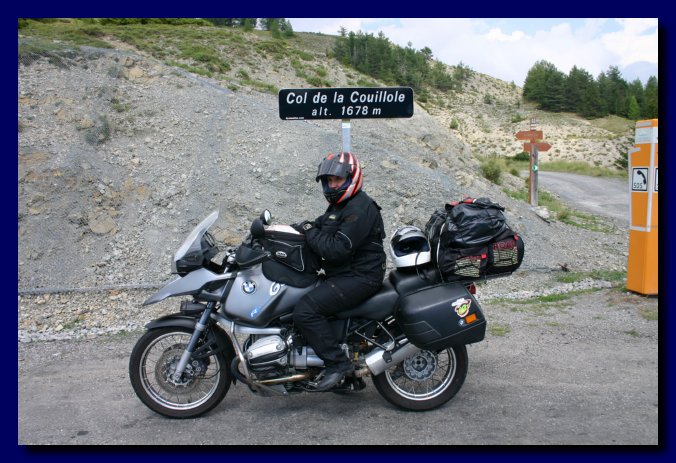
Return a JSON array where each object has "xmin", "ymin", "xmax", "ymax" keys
[
  {"xmin": 145, "ymin": 314, "xmax": 237, "ymax": 383},
  {"xmin": 145, "ymin": 313, "xmax": 199, "ymax": 330}
]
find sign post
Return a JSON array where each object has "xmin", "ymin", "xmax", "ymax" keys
[
  {"xmin": 516, "ymin": 121, "xmax": 551, "ymax": 206},
  {"xmin": 279, "ymin": 87, "xmax": 414, "ymax": 153},
  {"xmin": 627, "ymin": 119, "xmax": 658, "ymax": 295}
]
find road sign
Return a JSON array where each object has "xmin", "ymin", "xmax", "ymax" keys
[
  {"xmin": 631, "ymin": 168, "xmax": 649, "ymax": 191},
  {"xmin": 515, "ymin": 130, "xmax": 543, "ymax": 141},
  {"xmin": 278, "ymin": 87, "xmax": 414, "ymax": 120},
  {"xmin": 524, "ymin": 142, "xmax": 551, "ymax": 152}
]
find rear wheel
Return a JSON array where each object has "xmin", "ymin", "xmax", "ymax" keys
[
  {"xmin": 372, "ymin": 344, "xmax": 468, "ymax": 411},
  {"xmin": 129, "ymin": 327, "xmax": 231, "ymax": 418}
]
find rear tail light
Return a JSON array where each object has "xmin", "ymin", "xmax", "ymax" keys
[{"xmin": 466, "ymin": 283, "xmax": 476, "ymax": 295}]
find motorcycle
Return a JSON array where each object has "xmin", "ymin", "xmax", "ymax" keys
[{"xmin": 129, "ymin": 210, "xmax": 487, "ymax": 418}]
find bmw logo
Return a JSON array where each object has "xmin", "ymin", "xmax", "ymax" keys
[{"xmin": 242, "ymin": 281, "xmax": 257, "ymax": 294}]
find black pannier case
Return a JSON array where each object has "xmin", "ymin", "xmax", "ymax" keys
[{"xmin": 396, "ymin": 283, "xmax": 486, "ymax": 351}]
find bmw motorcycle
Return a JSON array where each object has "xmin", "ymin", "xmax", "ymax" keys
[{"xmin": 129, "ymin": 210, "xmax": 487, "ymax": 418}]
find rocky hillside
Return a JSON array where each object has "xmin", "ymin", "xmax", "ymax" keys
[{"xmin": 17, "ymin": 29, "xmax": 630, "ymax": 292}]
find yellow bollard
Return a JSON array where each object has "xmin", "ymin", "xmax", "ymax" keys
[{"xmin": 627, "ymin": 119, "xmax": 658, "ymax": 295}]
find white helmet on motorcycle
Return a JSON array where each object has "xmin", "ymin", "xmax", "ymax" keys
[{"xmin": 389, "ymin": 226, "xmax": 432, "ymax": 268}]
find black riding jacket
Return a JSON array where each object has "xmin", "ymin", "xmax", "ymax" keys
[{"xmin": 304, "ymin": 191, "xmax": 386, "ymax": 283}]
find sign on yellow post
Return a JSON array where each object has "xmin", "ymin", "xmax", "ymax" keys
[{"xmin": 627, "ymin": 119, "xmax": 658, "ymax": 295}]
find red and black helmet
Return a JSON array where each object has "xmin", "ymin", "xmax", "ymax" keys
[{"xmin": 315, "ymin": 152, "xmax": 363, "ymax": 204}]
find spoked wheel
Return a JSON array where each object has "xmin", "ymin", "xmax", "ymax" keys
[
  {"xmin": 129, "ymin": 327, "xmax": 231, "ymax": 418},
  {"xmin": 372, "ymin": 345, "xmax": 468, "ymax": 411}
]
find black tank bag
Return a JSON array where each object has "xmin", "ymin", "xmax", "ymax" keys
[{"xmin": 259, "ymin": 229, "xmax": 320, "ymax": 274}]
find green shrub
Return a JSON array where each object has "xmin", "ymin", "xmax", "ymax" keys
[
  {"xmin": 84, "ymin": 115, "xmax": 111, "ymax": 145},
  {"xmin": 450, "ymin": 117, "xmax": 459, "ymax": 130},
  {"xmin": 514, "ymin": 151, "xmax": 530, "ymax": 162},
  {"xmin": 480, "ymin": 158, "xmax": 503, "ymax": 184}
]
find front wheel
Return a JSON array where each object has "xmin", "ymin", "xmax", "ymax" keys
[
  {"xmin": 372, "ymin": 344, "xmax": 468, "ymax": 411},
  {"xmin": 129, "ymin": 326, "xmax": 231, "ymax": 418}
]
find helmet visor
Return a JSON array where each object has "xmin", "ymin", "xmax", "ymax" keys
[{"xmin": 316, "ymin": 157, "xmax": 351, "ymax": 182}]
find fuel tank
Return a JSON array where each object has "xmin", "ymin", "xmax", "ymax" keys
[{"xmin": 223, "ymin": 264, "xmax": 317, "ymax": 327}]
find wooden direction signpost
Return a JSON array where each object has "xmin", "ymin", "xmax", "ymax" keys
[
  {"xmin": 515, "ymin": 130, "xmax": 543, "ymax": 141},
  {"xmin": 523, "ymin": 142, "xmax": 552, "ymax": 152},
  {"xmin": 516, "ymin": 124, "xmax": 552, "ymax": 206}
]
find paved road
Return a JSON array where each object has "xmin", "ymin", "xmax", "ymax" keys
[
  {"xmin": 18, "ymin": 289, "xmax": 658, "ymax": 445},
  {"xmin": 535, "ymin": 172, "xmax": 629, "ymax": 224}
]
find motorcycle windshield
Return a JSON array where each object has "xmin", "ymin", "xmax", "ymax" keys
[{"xmin": 174, "ymin": 210, "xmax": 219, "ymax": 264}]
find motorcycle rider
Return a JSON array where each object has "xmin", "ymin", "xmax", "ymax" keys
[{"xmin": 292, "ymin": 151, "xmax": 387, "ymax": 391}]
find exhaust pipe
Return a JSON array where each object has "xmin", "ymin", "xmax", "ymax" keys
[
  {"xmin": 256, "ymin": 372, "xmax": 314, "ymax": 386},
  {"xmin": 357, "ymin": 340, "xmax": 421, "ymax": 377}
]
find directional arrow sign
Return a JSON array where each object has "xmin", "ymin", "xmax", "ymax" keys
[
  {"xmin": 524, "ymin": 142, "xmax": 552, "ymax": 152},
  {"xmin": 516, "ymin": 130, "xmax": 543, "ymax": 141}
]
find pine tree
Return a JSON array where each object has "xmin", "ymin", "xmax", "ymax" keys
[
  {"xmin": 643, "ymin": 76, "xmax": 658, "ymax": 119},
  {"xmin": 627, "ymin": 95, "xmax": 641, "ymax": 120}
]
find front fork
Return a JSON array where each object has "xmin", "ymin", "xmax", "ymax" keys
[{"xmin": 172, "ymin": 302, "xmax": 215, "ymax": 382}]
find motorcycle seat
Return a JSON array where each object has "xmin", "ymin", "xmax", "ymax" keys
[
  {"xmin": 388, "ymin": 268, "xmax": 441, "ymax": 296},
  {"xmin": 335, "ymin": 281, "xmax": 398, "ymax": 320}
]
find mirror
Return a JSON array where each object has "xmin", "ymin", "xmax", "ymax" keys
[{"xmin": 261, "ymin": 210, "xmax": 272, "ymax": 225}]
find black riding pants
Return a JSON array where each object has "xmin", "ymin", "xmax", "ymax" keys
[{"xmin": 293, "ymin": 276, "xmax": 381, "ymax": 367}]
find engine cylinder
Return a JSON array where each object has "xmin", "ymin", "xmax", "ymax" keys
[{"xmin": 246, "ymin": 335, "xmax": 287, "ymax": 369}]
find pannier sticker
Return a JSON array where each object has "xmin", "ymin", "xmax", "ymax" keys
[
  {"xmin": 275, "ymin": 251, "xmax": 288, "ymax": 259},
  {"xmin": 452, "ymin": 297, "xmax": 472, "ymax": 317}
]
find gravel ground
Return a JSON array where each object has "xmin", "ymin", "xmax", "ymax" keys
[{"xmin": 18, "ymin": 287, "xmax": 658, "ymax": 445}]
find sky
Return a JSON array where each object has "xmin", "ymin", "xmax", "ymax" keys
[{"xmin": 287, "ymin": 18, "xmax": 658, "ymax": 87}]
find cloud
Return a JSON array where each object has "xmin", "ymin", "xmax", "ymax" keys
[
  {"xmin": 288, "ymin": 18, "xmax": 658, "ymax": 85},
  {"xmin": 602, "ymin": 19, "xmax": 658, "ymax": 66},
  {"xmin": 486, "ymin": 28, "xmax": 527, "ymax": 42}
]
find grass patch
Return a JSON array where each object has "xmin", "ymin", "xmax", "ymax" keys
[
  {"xmin": 110, "ymin": 98, "xmax": 131, "ymax": 113},
  {"xmin": 503, "ymin": 186, "xmax": 615, "ymax": 233},
  {"xmin": 294, "ymin": 50, "xmax": 314, "ymax": 61},
  {"xmin": 588, "ymin": 115, "xmax": 634, "ymax": 136},
  {"xmin": 558, "ymin": 209, "xmax": 615, "ymax": 233},
  {"xmin": 624, "ymin": 329, "xmax": 640, "ymax": 337},
  {"xmin": 539, "ymin": 160, "xmax": 626, "ymax": 178},
  {"xmin": 639, "ymin": 307, "xmax": 658, "ymax": 321},
  {"xmin": 19, "ymin": 21, "xmax": 114, "ymax": 49},
  {"xmin": 504, "ymin": 157, "xmax": 625, "ymax": 178},
  {"xmin": 18, "ymin": 38, "xmax": 84, "ymax": 67},
  {"xmin": 555, "ymin": 270, "xmax": 626, "ymax": 285},
  {"xmin": 254, "ymin": 40, "xmax": 288, "ymax": 59},
  {"xmin": 489, "ymin": 323, "xmax": 511, "ymax": 337}
]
